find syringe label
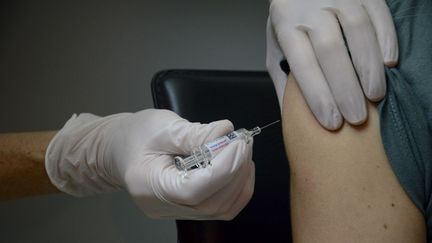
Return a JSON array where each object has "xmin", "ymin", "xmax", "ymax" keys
[{"xmin": 205, "ymin": 131, "xmax": 241, "ymax": 157}]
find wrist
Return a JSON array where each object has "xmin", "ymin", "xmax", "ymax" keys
[{"xmin": 45, "ymin": 113, "xmax": 128, "ymax": 196}]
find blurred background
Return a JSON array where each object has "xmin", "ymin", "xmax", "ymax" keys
[{"xmin": 0, "ymin": 0, "xmax": 268, "ymax": 242}]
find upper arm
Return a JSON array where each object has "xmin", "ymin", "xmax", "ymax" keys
[{"xmin": 282, "ymin": 73, "xmax": 426, "ymax": 243}]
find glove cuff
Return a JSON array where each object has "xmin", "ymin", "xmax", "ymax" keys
[{"xmin": 45, "ymin": 113, "xmax": 125, "ymax": 197}]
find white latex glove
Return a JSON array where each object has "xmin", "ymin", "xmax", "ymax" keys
[
  {"xmin": 267, "ymin": 0, "xmax": 398, "ymax": 130},
  {"xmin": 45, "ymin": 109, "xmax": 255, "ymax": 220}
]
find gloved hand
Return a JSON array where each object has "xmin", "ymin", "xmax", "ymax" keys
[
  {"xmin": 267, "ymin": 0, "xmax": 398, "ymax": 130},
  {"xmin": 45, "ymin": 109, "xmax": 255, "ymax": 220}
]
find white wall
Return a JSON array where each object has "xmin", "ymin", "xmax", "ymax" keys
[{"xmin": 0, "ymin": 0, "xmax": 268, "ymax": 242}]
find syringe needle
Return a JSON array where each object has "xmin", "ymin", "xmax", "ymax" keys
[
  {"xmin": 259, "ymin": 120, "xmax": 281, "ymax": 130},
  {"xmin": 175, "ymin": 121, "xmax": 282, "ymax": 172}
]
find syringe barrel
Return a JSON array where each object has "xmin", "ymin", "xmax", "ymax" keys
[{"xmin": 174, "ymin": 128, "xmax": 254, "ymax": 171}]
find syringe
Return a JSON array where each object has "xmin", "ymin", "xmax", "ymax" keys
[{"xmin": 173, "ymin": 120, "xmax": 280, "ymax": 173}]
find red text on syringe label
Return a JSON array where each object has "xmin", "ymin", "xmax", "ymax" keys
[{"xmin": 204, "ymin": 131, "xmax": 241, "ymax": 157}]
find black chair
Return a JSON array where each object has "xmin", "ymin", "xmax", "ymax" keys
[{"xmin": 151, "ymin": 70, "xmax": 291, "ymax": 243}]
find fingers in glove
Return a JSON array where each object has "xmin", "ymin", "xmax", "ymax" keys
[
  {"xmin": 308, "ymin": 12, "xmax": 367, "ymax": 125},
  {"xmin": 163, "ymin": 140, "xmax": 250, "ymax": 206},
  {"xmin": 277, "ymin": 26, "xmax": 343, "ymax": 130},
  {"xmin": 215, "ymin": 162, "xmax": 255, "ymax": 220},
  {"xmin": 183, "ymin": 159, "xmax": 255, "ymax": 220},
  {"xmin": 163, "ymin": 168, "xmax": 255, "ymax": 222},
  {"xmin": 190, "ymin": 142, "xmax": 254, "ymax": 219},
  {"xmin": 128, "ymin": 110, "xmax": 233, "ymax": 156},
  {"xmin": 266, "ymin": 17, "xmax": 288, "ymax": 107},
  {"xmin": 170, "ymin": 119, "xmax": 234, "ymax": 155},
  {"xmin": 334, "ymin": 5, "xmax": 386, "ymax": 101},
  {"xmin": 362, "ymin": 0, "xmax": 399, "ymax": 66}
]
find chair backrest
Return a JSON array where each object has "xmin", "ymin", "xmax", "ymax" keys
[{"xmin": 151, "ymin": 70, "xmax": 292, "ymax": 243}]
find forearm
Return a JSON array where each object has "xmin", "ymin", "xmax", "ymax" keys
[{"xmin": 0, "ymin": 131, "xmax": 59, "ymax": 200}]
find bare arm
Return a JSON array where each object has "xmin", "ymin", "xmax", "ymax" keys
[
  {"xmin": 282, "ymin": 74, "xmax": 426, "ymax": 242},
  {"xmin": 0, "ymin": 131, "xmax": 59, "ymax": 200}
]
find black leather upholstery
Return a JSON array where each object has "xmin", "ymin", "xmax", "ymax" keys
[{"xmin": 151, "ymin": 70, "xmax": 292, "ymax": 243}]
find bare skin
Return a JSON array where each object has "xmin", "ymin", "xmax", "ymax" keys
[
  {"xmin": 0, "ymin": 131, "xmax": 59, "ymax": 200},
  {"xmin": 282, "ymin": 73, "xmax": 426, "ymax": 243}
]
